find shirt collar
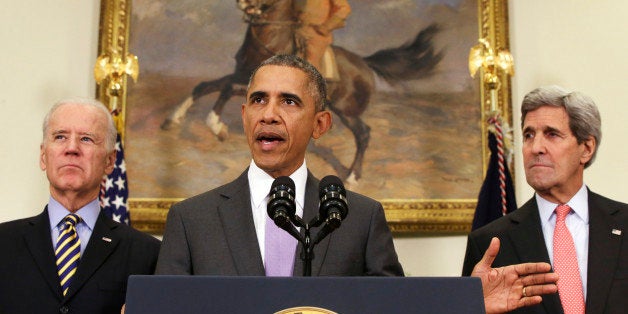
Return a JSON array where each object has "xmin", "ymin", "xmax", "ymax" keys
[
  {"xmin": 48, "ymin": 196, "xmax": 100, "ymax": 231},
  {"xmin": 536, "ymin": 183, "xmax": 589, "ymax": 223},
  {"xmin": 247, "ymin": 160, "xmax": 307, "ymax": 210}
]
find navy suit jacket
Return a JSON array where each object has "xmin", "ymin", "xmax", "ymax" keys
[
  {"xmin": 462, "ymin": 189, "xmax": 628, "ymax": 314},
  {"xmin": 156, "ymin": 169, "xmax": 403, "ymax": 276},
  {"xmin": 0, "ymin": 208, "xmax": 161, "ymax": 314}
]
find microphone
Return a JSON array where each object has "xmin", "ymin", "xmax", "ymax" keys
[
  {"xmin": 313, "ymin": 175, "xmax": 348, "ymax": 244},
  {"xmin": 267, "ymin": 176, "xmax": 302, "ymax": 241}
]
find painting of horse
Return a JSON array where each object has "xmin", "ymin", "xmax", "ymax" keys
[{"xmin": 126, "ymin": 0, "xmax": 483, "ymax": 201}]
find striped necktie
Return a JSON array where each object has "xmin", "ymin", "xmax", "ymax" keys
[{"xmin": 55, "ymin": 214, "xmax": 81, "ymax": 296}]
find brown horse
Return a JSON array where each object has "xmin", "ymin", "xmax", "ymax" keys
[{"xmin": 161, "ymin": 0, "xmax": 442, "ymax": 184}]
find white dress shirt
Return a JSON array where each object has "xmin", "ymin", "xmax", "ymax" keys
[
  {"xmin": 248, "ymin": 160, "xmax": 307, "ymax": 265},
  {"xmin": 537, "ymin": 184, "xmax": 589, "ymax": 299}
]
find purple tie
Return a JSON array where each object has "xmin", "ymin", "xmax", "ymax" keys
[{"xmin": 264, "ymin": 214, "xmax": 297, "ymax": 276}]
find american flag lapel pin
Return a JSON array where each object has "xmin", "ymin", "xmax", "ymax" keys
[
  {"xmin": 102, "ymin": 237, "xmax": 112, "ymax": 242},
  {"xmin": 612, "ymin": 229, "xmax": 622, "ymax": 236}
]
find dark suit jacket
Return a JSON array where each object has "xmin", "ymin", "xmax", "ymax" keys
[
  {"xmin": 0, "ymin": 208, "xmax": 161, "ymax": 314},
  {"xmin": 462, "ymin": 189, "xmax": 628, "ymax": 314},
  {"xmin": 156, "ymin": 170, "xmax": 403, "ymax": 276}
]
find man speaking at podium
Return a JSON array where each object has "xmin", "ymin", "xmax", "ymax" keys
[
  {"xmin": 156, "ymin": 54, "xmax": 403, "ymax": 277},
  {"xmin": 156, "ymin": 54, "xmax": 558, "ymax": 313}
]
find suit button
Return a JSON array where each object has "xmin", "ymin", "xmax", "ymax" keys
[{"xmin": 59, "ymin": 306, "xmax": 69, "ymax": 314}]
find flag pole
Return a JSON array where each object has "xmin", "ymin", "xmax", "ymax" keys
[
  {"xmin": 93, "ymin": 0, "xmax": 137, "ymax": 225},
  {"xmin": 468, "ymin": 33, "xmax": 515, "ymax": 226}
]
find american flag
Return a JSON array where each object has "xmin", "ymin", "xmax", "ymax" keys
[
  {"xmin": 99, "ymin": 133, "xmax": 130, "ymax": 225},
  {"xmin": 472, "ymin": 131, "xmax": 517, "ymax": 230}
]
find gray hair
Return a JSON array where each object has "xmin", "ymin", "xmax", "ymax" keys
[
  {"xmin": 42, "ymin": 97, "xmax": 117, "ymax": 153},
  {"xmin": 248, "ymin": 54, "xmax": 328, "ymax": 112},
  {"xmin": 521, "ymin": 85, "xmax": 601, "ymax": 168}
]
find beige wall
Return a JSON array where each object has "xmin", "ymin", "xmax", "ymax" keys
[
  {"xmin": 1, "ymin": 0, "xmax": 626, "ymax": 276},
  {"xmin": 0, "ymin": 1, "xmax": 100, "ymax": 221}
]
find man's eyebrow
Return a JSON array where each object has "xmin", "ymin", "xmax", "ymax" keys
[
  {"xmin": 51, "ymin": 129, "xmax": 68, "ymax": 136},
  {"xmin": 280, "ymin": 92, "xmax": 303, "ymax": 104},
  {"xmin": 79, "ymin": 131, "xmax": 97, "ymax": 138},
  {"xmin": 248, "ymin": 91, "xmax": 267, "ymax": 101},
  {"xmin": 522, "ymin": 125, "xmax": 561, "ymax": 134},
  {"xmin": 543, "ymin": 126, "xmax": 561, "ymax": 134}
]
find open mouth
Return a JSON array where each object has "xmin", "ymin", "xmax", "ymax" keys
[{"xmin": 256, "ymin": 131, "xmax": 285, "ymax": 149}]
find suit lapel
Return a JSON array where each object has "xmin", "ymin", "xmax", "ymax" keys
[
  {"xmin": 23, "ymin": 208, "xmax": 64, "ymax": 299},
  {"xmin": 219, "ymin": 171, "xmax": 265, "ymax": 275},
  {"xmin": 65, "ymin": 212, "xmax": 120, "ymax": 300},
  {"xmin": 507, "ymin": 198, "xmax": 563, "ymax": 314},
  {"xmin": 585, "ymin": 190, "xmax": 623, "ymax": 313},
  {"xmin": 506, "ymin": 199, "xmax": 551, "ymax": 263}
]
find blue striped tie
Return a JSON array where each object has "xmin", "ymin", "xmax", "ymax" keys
[{"xmin": 55, "ymin": 214, "xmax": 81, "ymax": 296}]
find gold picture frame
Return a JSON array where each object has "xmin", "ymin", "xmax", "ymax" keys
[{"xmin": 96, "ymin": 0, "xmax": 512, "ymax": 234}]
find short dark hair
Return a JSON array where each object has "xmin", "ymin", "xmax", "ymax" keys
[
  {"xmin": 248, "ymin": 54, "xmax": 327, "ymax": 111},
  {"xmin": 521, "ymin": 85, "xmax": 601, "ymax": 168}
]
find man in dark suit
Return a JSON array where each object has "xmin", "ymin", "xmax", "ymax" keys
[
  {"xmin": 156, "ymin": 54, "xmax": 401, "ymax": 277},
  {"xmin": 157, "ymin": 55, "xmax": 559, "ymax": 313},
  {"xmin": 463, "ymin": 86, "xmax": 627, "ymax": 313},
  {"xmin": 0, "ymin": 98, "xmax": 160, "ymax": 313}
]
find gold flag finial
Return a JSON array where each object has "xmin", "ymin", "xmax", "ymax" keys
[
  {"xmin": 468, "ymin": 38, "xmax": 514, "ymax": 112},
  {"xmin": 94, "ymin": 52, "xmax": 139, "ymax": 102}
]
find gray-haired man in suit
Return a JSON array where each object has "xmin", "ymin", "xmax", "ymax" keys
[
  {"xmin": 0, "ymin": 98, "xmax": 160, "ymax": 313},
  {"xmin": 463, "ymin": 86, "xmax": 627, "ymax": 313}
]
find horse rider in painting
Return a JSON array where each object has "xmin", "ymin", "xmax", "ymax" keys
[{"xmin": 237, "ymin": 0, "xmax": 351, "ymax": 81}]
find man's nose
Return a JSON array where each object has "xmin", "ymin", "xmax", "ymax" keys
[
  {"xmin": 260, "ymin": 100, "xmax": 280, "ymax": 123},
  {"xmin": 65, "ymin": 137, "xmax": 80, "ymax": 154},
  {"xmin": 530, "ymin": 136, "xmax": 546, "ymax": 154}
]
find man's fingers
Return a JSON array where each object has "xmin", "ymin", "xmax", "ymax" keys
[
  {"xmin": 513, "ymin": 262, "xmax": 552, "ymax": 276},
  {"xmin": 478, "ymin": 237, "xmax": 500, "ymax": 268},
  {"xmin": 518, "ymin": 295, "xmax": 544, "ymax": 308},
  {"xmin": 520, "ymin": 283, "xmax": 558, "ymax": 297},
  {"xmin": 521, "ymin": 271, "xmax": 559, "ymax": 286}
]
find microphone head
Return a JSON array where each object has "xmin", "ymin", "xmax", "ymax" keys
[
  {"xmin": 267, "ymin": 176, "xmax": 296, "ymax": 220},
  {"xmin": 318, "ymin": 175, "xmax": 348, "ymax": 220},
  {"xmin": 319, "ymin": 175, "xmax": 345, "ymax": 198},
  {"xmin": 271, "ymin": 176, "xmax": 295, "ymax": 193}
]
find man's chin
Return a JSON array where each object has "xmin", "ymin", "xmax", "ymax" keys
[
  {"xmin": 253, "ymin": 157, "xmax": 279, "ymax": 171},
  {"xmin": 527, "ymin": 177, "xmax": 555, "ymax": 193},
  {"xmin": 52, "ymin": 178, "xmax": 90, "ymax": 193}
]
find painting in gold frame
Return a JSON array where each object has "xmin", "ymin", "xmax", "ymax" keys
[{"xmin": 96, "ymin": 0, "xmax": 513, "ymax": 234}]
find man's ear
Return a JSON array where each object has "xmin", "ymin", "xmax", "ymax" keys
[
  {"xmin": 580, "ymin": 136, "xmax": 596, "ymax": 165},
  {"xmin": 39, "ymin": 144, "xmax": 47, "ymax": 171},
  {"xmin": 104, "ymin": 151, "xmax": 116, "ymax": 175},
  {"xmin": 312, "ymin": 110, "xmax": 332, "ymax": 139}
]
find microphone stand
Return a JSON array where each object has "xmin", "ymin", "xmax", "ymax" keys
[
  {"xmin": 290, "ymin": 215, "xmax": 336, "ymax": 277},
  {"xmin": 288, "ymin": 216, "xmax": 313, "ymax": 277},
  {"xmin": 302, "ymin": 226, "xmax": 313, "ymax": 277}
]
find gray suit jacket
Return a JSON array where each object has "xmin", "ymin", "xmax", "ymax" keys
[
  {"xmin": 156, "ymin": 169, "xmax": 403, "ymax": 276},
  {"xmin": 462, "ymin": 189, "xmax": 628, "ymax": 314},
  {"xmin": 0, "ymin": 208, "xmax": 161, "ymax": 314}
]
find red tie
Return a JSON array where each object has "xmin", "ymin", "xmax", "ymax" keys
[{"xmin": 553, "ymin": 204, "xmax": 585, "ymax": 314}]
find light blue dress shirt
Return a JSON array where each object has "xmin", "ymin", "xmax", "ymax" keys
[{"xmin": 48, "ymin": 196, "xmax": 100, "ymax": 255}]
